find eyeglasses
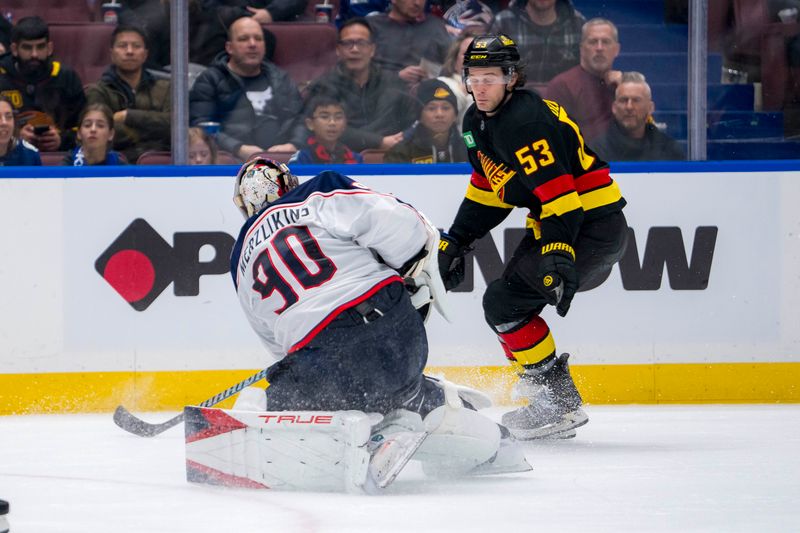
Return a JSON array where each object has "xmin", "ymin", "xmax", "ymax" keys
[
  {"xmin": 464, "ymin": 74, "xmax": 514, "ymax": 88},
  {"xmin": 312, "ymin": 113, "xmax": 346, "ymax": 122},
  {"xmin": 337, "ymin": 39, "xmax": 373, "ymax": 49}
]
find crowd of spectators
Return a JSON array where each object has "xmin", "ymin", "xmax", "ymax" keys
[{"xmin": 7, "ymin": 0, "xmax": 798, "ymax": 167}]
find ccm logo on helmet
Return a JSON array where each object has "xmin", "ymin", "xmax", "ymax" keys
[
  {"xmin": 258, "ymin": 414, "xmax": 334, "ymax": 424},
  {"xmin": 95, "ymin": 218, "xmax": 234, "ymax": 311}
]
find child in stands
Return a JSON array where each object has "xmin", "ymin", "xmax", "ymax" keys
[
  {"xmin": 63, "ymin": 103, "xmax": 126, "ymax": 166},
  {"xmin": 290, "ymin": 96, "xmax": 363, "ymax": 164}
]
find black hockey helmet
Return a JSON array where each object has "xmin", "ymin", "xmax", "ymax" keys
[{"xmin": 463, "ymin": 33, "xmax": 520, "ymax": 70}]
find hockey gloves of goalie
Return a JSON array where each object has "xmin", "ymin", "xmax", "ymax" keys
[
  {"xmin": 438, "ymin": 232, "xmax": 472, "ymax": 291},
  {"xmin": 538, "ymin": 242, "xmax": 578, "ymax": 317}
]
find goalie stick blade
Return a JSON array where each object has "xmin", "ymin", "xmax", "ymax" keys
[{"xmin": 113, "ymin": 405, "xmax": 184, "ymax": 437}]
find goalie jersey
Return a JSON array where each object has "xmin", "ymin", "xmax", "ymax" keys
[{"xmin": 230, "ymin": 171, "xmax": 429, "ymax": 360}]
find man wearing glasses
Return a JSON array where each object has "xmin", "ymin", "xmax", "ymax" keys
[
  {"xmin": 437, "ymin": 34, "xmax": 628, "ymax": 441},
  {"xmin": 292, "ymin": 18, "xmax": 417, "ymax": 152}
]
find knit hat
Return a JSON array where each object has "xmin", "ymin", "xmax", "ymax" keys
[{"xmin": 416, "ymin": 79, "xmax": 458, "ymax": 112}]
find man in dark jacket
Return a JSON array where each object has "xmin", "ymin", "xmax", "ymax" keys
[
  {"xmin": 189, "ymin": 15, "xmax": 303, "ymax": 160},
  {"xmin": 86, "ymin": 25, "xmax": 171, "ymax": 163},
  {"xmin": 292, "ymin": 18, "xmax": 417, "ymax": 152},
  {"xmin": 592, "ymin": 72, "xmax": 684, "ymax": 161},
  {"xmin": 0, "ymin": 16, "xmax": 85, "ymax": 152},
  {"xmin": 490, "ymin": 0, "xmax": 585, "ymax": 85},
  {"xmin": 385, "ymin": 78, "xmax": 467, "ymax": 163}
]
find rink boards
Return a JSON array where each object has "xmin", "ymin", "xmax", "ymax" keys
[{"xmin": 0, "ymin": 161, "xmax": 798, "ymax": 414}]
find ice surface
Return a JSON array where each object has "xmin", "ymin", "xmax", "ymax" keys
[{"xmin": 1, "ymin": 405, "xmax": 799, "ymax": 532}]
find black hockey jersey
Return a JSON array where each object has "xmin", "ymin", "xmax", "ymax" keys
[{"xmin": 451, "ymin": 90, "xmax": 626, "ymax": 248}]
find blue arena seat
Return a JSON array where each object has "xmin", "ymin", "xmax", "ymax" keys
[
  {"xmin": 572, "ymin": 0, "xmax": 666, "ymax": 24},
  {"xmin": 651, "ymin": 84, "xmax": 755, "ymax": 112},
  {"xmin": 614, "ymin": 53, "xmax": 724, "ymax": 84},
  {"xmin": 654, "ymin": 111, "xmax": 785, "ymax": 141}
]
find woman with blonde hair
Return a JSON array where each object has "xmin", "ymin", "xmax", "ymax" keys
[{"xmin": 188, "ymin": 126, "xmax": 218, "ymax": 165}]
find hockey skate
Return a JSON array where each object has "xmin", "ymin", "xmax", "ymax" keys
[{"xmin": 502, "ymin": 353, "xmax": 589, "ymax": 440}]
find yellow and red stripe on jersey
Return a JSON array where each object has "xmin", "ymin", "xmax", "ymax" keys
[
  {"xmin": 465, "ymin": 170, "xmax": 515, "ymax": 208},
  {"xmin": 497, "ymin": 316, "xmax": 556, "ymax": 368},
  {"xmin": 534, "ymin": 173, "xmax": 582, "ymax": 220},
  {"xmin": 574, "ymin": 167, "xmax": 624, "ymax": 212}
]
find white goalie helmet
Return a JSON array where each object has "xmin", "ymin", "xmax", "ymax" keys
[{"xmin": 233, "ymin": 157, "xmax": 300, "ymax": 218}]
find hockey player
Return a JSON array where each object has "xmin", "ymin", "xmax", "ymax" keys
[
  {"xmin": 222, "ymin": 157, "xmax": 530, "ymax": 491},
  {"xmin": 438, "ymin": 34, "xmax": 628, "ymax": 440}
]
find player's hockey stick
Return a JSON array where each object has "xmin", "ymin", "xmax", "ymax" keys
[{"xmin": 113, "ymin": 368, "xmax": 269, "ymax": 437}]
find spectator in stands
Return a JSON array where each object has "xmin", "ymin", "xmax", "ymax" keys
[
  {"xmin": 289, "ymin": 95, "xmax": 363, "ymax": 164},
  {"xmin": 437, "ymin": 29, "xmax": 480, "ymax": 134},
  {"xmin": 490, "ymin": 0, "xmax": 585, "ymax": 85},
  {"xmin": 188, "ymin": 1, "xmax": 302, "ymax": 66},
  {"xmin": 544, "ymin": 18, "xmax": 621, "ymax": 142},
  {"xmin": 592, "ymin": 72, "xmax": 684, "ymax": 162},
  {"xmin": 63, "ymin": 103, "xmax": 127, "ymax": 166},
  {"xmin": 0, "ymin": 95, "xmax": 42, "ymax": 166},
  {"xmin": 442, "ymin": 0, "xmax": 495, "ymax": 37},
  {"xmin": 385, "ymin": 78, "xmax": 467, "ymax": 163},
  {"xmin": 0, "ymin": 16, "xmax": 86, "ymax": 152},
  {"xmin": 369, "ymin": 0, "xmax": 453, "ymax": 87},
  {"xmin": 86, "ymin": 25, "xmax": 171, "ymax": 164},
  {"xmin": 119, "ymin": 0, "xmax": 171, "ymax": 70},
  {"xmin": 190, "ymin": 15, "xmax": 303, "ymax": 161},
  {"xmin": 294, "ymin": 18, "xmax": 417, "ymax": 152},
  {"xmin": 188, "ymin": 126, "xmax": 219, "ymax": 165},
  {"xmin": 335, "ymin": 0, "xmax": 390, "ymax": 27}
]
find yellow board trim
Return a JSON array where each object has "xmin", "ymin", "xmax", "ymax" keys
[{"xmin": 1, "ymin": 363, "xmax": 799, "ymax": 415}]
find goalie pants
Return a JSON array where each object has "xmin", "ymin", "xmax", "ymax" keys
[
  {"xmin": 483, "ymin": 211, "xmax": 629, "ymax": 329},
  {"xmin": 265, "ymin": 281, "xmax": 445, "ymax": 416}
]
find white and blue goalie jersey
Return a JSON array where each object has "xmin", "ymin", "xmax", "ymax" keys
[{"xmin": 230, "ymin": 171, "xmax": 430, "ymax": 360}]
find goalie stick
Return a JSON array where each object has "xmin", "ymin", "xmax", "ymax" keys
[{"xmin": 113, "ymin": 368, "xmax": 269, "ymax": 437}]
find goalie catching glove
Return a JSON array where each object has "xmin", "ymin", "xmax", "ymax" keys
[
  {"xmin": 538, "ymin": 242, "xmax": 578, "ymax": 317},
  {"xmin": 438, "ymin": 232, "xmax": 472, "ymax": 291}
]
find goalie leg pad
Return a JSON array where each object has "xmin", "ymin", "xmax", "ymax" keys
[
  {"xmin": 416, "ymin": 404, "xmax": 502, "ymax": 477},
  {"xmin": 185, "ymin": 407, "xmax": 376, "ymax": 493}
]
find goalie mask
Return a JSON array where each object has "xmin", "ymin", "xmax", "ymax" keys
[{"xmin": 233, "ymin": 157, "xmax": 299, "ymax": 218}]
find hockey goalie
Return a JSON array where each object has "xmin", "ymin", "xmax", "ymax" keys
[{"xmin": 185, "ymin": 158, "xmax": 531, "ymax": 493}]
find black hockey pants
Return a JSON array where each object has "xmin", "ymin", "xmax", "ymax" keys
[
  {"xmin": 483, "ymin": 211, "xmax": 629, "ymax": 327},
  {"xmin": 264, "ymin": 281, "xmax": 445, "ymax": 416}
]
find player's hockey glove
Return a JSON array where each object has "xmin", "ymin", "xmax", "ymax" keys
[
  {"xmin": 538, "ymin": 242, "xmax": 578, "ymax": 317},
  {"xmin": 438, "ymin": 232, "xmax": 472, "ymax": 291}
]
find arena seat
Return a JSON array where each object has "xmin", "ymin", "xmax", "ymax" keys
[
  {"xmin": 39, "ymin": 151, "xmax": 68, "ymax": 166},
  {"xmin": 360, "ymin": 149, "xmax": 387, "ymax": 164},
  {"xmin": 251, "ymin": 151, "xmax": 295, "ymax": 164},
  {"xmin": 264, "ymin": 23, "xmax": 338, "ymax": 91},
  {"xmin": 48, "ymin": 23, "xmax": 115, "ymax": 85},
  {"xmin": 2, "ymin": 0, "xmax": 98, "ymax": 24}
]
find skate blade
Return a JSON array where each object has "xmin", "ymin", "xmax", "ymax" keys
[{"xmin": 509, "ymin": 408, "xmax": 588, "ymax": 441}]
